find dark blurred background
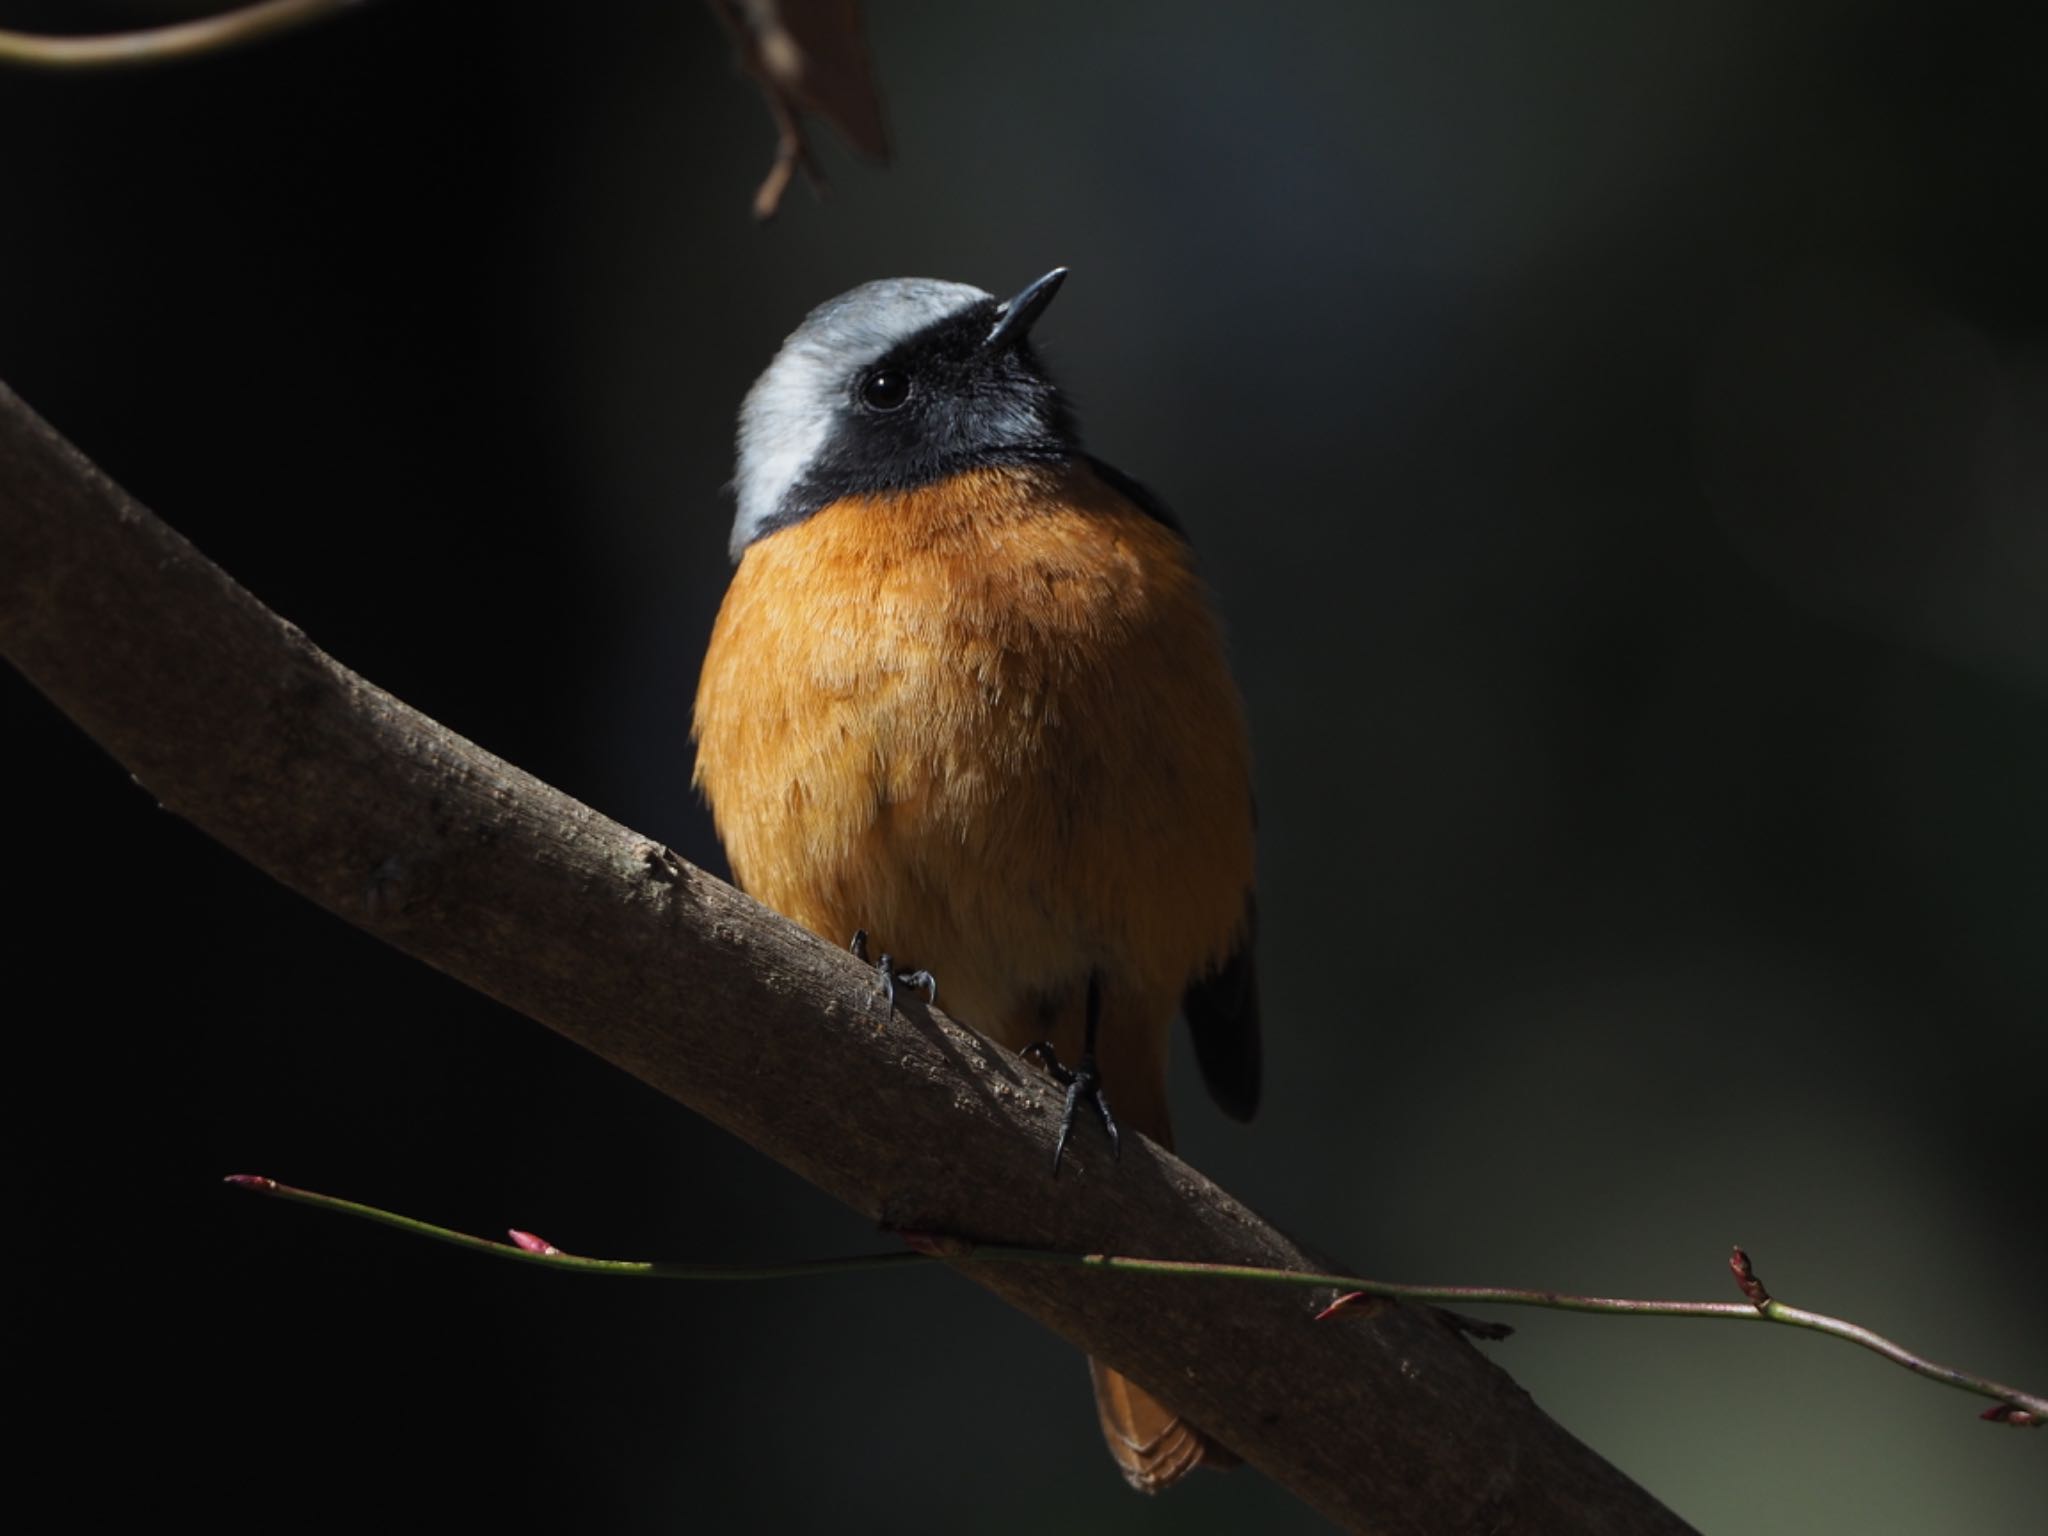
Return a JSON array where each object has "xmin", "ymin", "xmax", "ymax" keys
[{"xmin": 5, "ymin": 1, "xmax": 2045, "ymax": 1530}]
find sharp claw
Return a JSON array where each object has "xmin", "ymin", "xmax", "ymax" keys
[
  {"xmin": 1072, "ymin": 1060, "xmax": 1118, "ymax": 1163},
  {"xmin": 1051, "ymin": 1078, "xmax": 1084, "ymax": 1176},
  {"xmin": 849, "ymin": 931, "xmax": 938, "ymax": 1013},
  {"xmin": 1029, "ymin": 1040, "xmax": 1116, "ymax": 1175}
]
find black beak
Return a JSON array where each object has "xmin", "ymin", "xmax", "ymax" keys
[{"xmin": 984, "ymin": 267, "xmax": 1067, "ymax": 350}]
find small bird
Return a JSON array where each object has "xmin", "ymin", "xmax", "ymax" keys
[{"xmin": 692, "ymin": 269, "xmax": 1258, "ymax": 1492}]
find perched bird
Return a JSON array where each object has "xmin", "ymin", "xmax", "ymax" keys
[{"xmin": 692, "ymin": 269, "xmax": 1258, "ymax": 1492}]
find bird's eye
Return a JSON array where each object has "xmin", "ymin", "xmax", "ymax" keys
[{"xmin": 859, "ymin": 368, "xmax": 911, "ymax": 412}]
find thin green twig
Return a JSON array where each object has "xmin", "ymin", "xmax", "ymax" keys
[
  {"xmin": 222, "ymin": 1175, "xmax": 926, "ymax": 1281},
  {"xmin": 226, "ymin": 1174, "xmax": 2046, "ymax": 1426},
  {"xmin": 0, "ymin": 0, "xmax": 367, "ymax": 70}
]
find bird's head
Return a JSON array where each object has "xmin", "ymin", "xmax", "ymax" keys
[{"xmin": 729, "ymin": 269, "xmax": 1074, "ymax": 560}]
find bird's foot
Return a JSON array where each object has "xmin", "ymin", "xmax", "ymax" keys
[
  {"xmin": 849, "ymin": 930, "xmax": 938, "ymax": 1011},
  {"xmin": 1021, "ymin": 1041, "xmax": 1120, "ymax": 1176}
]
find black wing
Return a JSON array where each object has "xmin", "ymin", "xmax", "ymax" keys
[
  {"xmin": 1183, "ymin": 896, "xmax": 1260, "ymax": 1122},
  {"xmin": 1084, "ymin": 454, "xmax": 1186, "ymax": 536}
]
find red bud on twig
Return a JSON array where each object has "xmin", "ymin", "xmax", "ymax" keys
[
  {"xmin": 1980, "ymin": 1405, "xmax": 2040, "ymax": 1427},
  {"xmin": 1729, "ymin": 1246, "xmax": 1771, "ymax": 1310}
]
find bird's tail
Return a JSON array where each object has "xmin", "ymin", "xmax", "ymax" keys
[
  {"xmin": 1089, "ymin": 1358, "xmax": 1236, "ymax": 1493},
  {"xmin": 1022, "ymin": 996, "xmax": 1229, "ymax": 1491}
]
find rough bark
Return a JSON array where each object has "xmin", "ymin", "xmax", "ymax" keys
[{"xmin": 0, "ymin": 377, "xmax": 1696, "ymax": 1535}]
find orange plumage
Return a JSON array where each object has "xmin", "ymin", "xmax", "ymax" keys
[{"xmin": 694, "ymin": 460, "xmax": 1252, "ymax": 1116}]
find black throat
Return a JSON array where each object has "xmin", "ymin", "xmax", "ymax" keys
[{"xmin": 760, "ymin": 301, "xmax": 1081, "ymax": 544}]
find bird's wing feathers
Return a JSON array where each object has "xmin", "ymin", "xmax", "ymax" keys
[
  {"xmin": 1182, "ymin": 894, "xmax": 1260, "ymax": 1122},
  {"xmin": 1082, "ymin": 453, "xmax": 1186, "ymax": 536}
]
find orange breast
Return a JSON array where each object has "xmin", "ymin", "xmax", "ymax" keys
[{"xmin": 691, "ymin": 462, "xmax": 1254, "ymax": 1057}]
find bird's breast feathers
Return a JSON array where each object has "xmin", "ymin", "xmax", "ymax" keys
[{"xmin": 692, "ymin": 461, "xmax": 1253, "ymax": 1024}]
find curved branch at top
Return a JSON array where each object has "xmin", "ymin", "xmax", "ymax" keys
[{"xmin": 0, "ymin": 0, "xmax": 367, "ymax": 70}]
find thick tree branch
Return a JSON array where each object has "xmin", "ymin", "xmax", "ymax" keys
[{"xmin": 0, "ymin": 377, "xmax": 1694, "ymax": 1535}]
